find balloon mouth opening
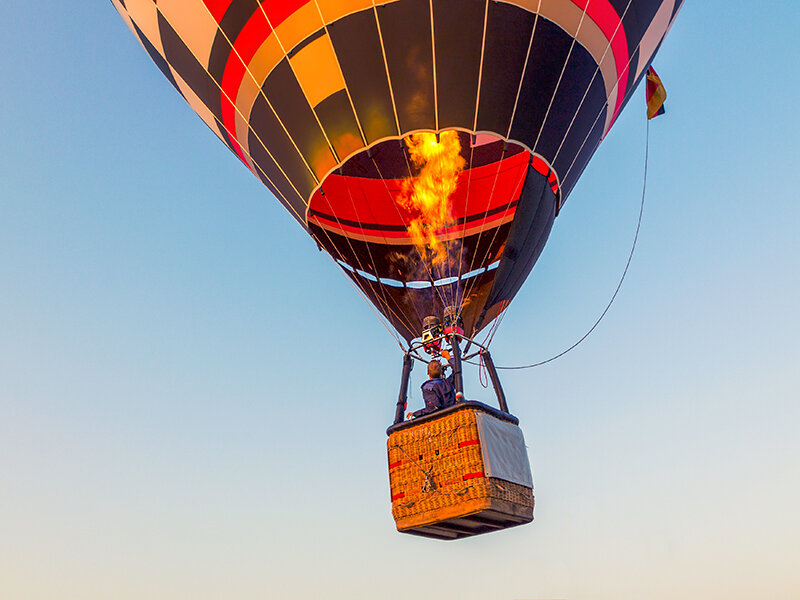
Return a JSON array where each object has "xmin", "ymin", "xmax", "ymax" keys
[
  {"xmin": 310, "ymin": 131, "xmax": 517, "ymax": 289},
  {"xmin": 307, "ymin": 131, "xmax": 529, "ymax": 249},
  {"xmin": 306, "ymin": 131, "xmax": 560, "ymax": 341}
]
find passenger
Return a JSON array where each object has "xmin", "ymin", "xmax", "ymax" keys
[{"xmin": 407, "ymin": 359, "xmax": 456, "ymax": 420}]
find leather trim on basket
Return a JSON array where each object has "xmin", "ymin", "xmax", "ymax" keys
[{"xmin": 386, "ymin": 401, "xmax": 518, "ymax": 435}]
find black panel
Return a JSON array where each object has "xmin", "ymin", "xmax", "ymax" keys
[
  {"xmin": 204, "ymin": 0, "xmax": 261, "ymax": 149},
  {"xmin": 332, "ymin": 264, "xmax": 418, "ymax": 340},
  {"xmin": 607, "ymin": 0, "xmax": 631, "ymax": 14},
  {"xmin": 134, "ymin": 21, "xmax": 180, "ymax": 94},
  {"xmin": 475, "ymin": 2, "xmax": 536, "ymax": 135},
  {"xmin": 548, "ymin": 65, "xmax": 605, "ymax": 185},
  {"xmin": 338, "ymin": 139, "xmax": 400, "ymax": 180},
  {"xmin": 157, "ymin": 14, "xmax": 232, "ymax": 153},
  {"xmin": 376, "ymin": 0, "xmax": 436, "ymax": 132},
  {"xmin": 558, "ymin": 113, "xmax": 604, "ymax": 201},
  {"xmin": 619, "ymin": 40, "xmax": 664, "ymax": 120},
  {"xmin": 673, "ymin": 0, "xmax": 685, "ymax": 21},
  {"xmin": 508, "ymin": 19, "xmax": 574, "ymax": 150},
  {"xmin": 314, "ymin": 89, "xmax": 364, "ymax": 161},
  {"xmin": 251, "ymin": 159, "xmax": 307, "ymax": 227},
  {"xmin": 327, "ymin": 9, "xmax": 398, "ymax": 144},
  {"xmin": 249, "ymin": 92, "xmax": 317, "ymax": 202},
  {"xmin": 622, "ymin": 0, "xmax": 656, "ymax": 96},
  {"xmin": 144, "ymin": 14, "xmax": 309, "ymax": 226},
  {"xmin": 207, "ymin": 0, "xmax": 260, "ymax": 85},
  {"xmin": 531, "ymin": 43, "xmax": 602, "ymax": 160},
  {"xmin": 630, "ymin": 0, "xmax": 666, "ymax": 44},
  {"xmin": 157, "ymin": 14, "xmax": 219, "ymax": 119},
  {"xmin": 627, "ymin": 46, "xmax": 641, "ymax": 97},
  {"xmin": 432, "ymin": 0, "xmax": 485, "ymax": 130},
  {"xmin": 309, "ymin": 210, "xmax": 518, "ymax": 342},
  {"xmin": 486, "ymin": 166, "xmax": 556, "ymax": 313},
  {"xmin": 337, "ymin": 133, "xmax": 520, "ymax": 180},
  {"xmin": 262, "ymin": 59, "xmax": 336, "ymax": 174}
]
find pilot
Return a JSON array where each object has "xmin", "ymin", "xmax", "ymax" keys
[{"xmin": 407, "ymin": 359, "xmax": 456, "ymax": 420}]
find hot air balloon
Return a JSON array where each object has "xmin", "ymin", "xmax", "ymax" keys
[{"xmin": 111, "ymin": 0, "xmax": 684, "ymax": 539}]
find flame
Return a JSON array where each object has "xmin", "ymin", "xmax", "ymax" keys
[{"xmin": 398, "ymin": 131, "xmax": 465, "ymax": 266}]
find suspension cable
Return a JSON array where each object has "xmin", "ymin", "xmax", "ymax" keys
[{"xmin": 484, "ymin": 116, "xmax": 652, "ymax": 370}]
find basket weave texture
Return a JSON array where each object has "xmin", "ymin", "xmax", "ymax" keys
[{"xmin": 387, "ymin": 406, "xmax": 533, "ymax": 530}]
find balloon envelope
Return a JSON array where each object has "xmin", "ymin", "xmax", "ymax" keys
[{"xmin": 112, "ymin": 0, "xmax": 684, "ymax": 342}]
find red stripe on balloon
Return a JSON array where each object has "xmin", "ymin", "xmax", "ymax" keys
[
  {"xmin": 220, "ymin": 9, "xmax": 272, "ymax": 163},
  {"xmin": 310, "ymin": 151, "xmax": 530, "ymax": 227},
  {"xmin": 219, "ymin": 1, "xmax": 310, "ymax": 164},
  {"xmin": 202, "ymin": 0, "xmax": 235, "ymax": 23}
]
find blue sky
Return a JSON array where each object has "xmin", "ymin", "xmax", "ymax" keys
[{"xmin": 1, "ymin": 2, "xmax": 799, "ymax": 599}]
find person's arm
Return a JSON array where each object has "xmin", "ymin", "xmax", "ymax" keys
[{"xmin": 446, "ymin": 364, "xmax": 455, "ymax": 387}]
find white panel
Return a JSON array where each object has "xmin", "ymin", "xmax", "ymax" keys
[
  {"xmin": 635, "ymin": 0, "xmax": 676, "ymax": 79},
  {"xmin": 476, "ymin": 412, "xmax": 534, "ymax": 488}
]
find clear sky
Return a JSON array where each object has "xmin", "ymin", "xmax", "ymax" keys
[{"xmin": 2, "ymin": 3, "xmax": 799, "ymax": 599}]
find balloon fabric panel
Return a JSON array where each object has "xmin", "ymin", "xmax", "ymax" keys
[
  {"xmin": 326, "ymin": 10, "xmax": 400, "ymax": 144},
  {"xmin": 375, "ymin": 0, "xmax": 436, "ymax": 133},
  {"xmin": 111, "ymin": 0, "xmax": 685, "ymax": 343},
  {"xmin": 432, "ymin": 0, "xmax": 485, "ymax": 130}
]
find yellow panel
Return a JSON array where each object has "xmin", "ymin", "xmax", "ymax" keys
[
  {"xmin": 110, "ymin": 0, "xmax": 138, "ymax": 37},
  {"xmin": 125, "ymin": 0, "xmax": 163, "ymax": 55},
  {"xmin": 273, "ymin": 2, "xmax": 324, "ymax": 53},
  {"xmin": 289, "ymin": 34, "xmax": 344, "ymax": 108},
  {"xmin": 315, "ymin": 0, "xmax": 377, "ymax": 24},
  {"xmin": 158, "ymin": 0, "xmax": 220, "ymax": 64}
]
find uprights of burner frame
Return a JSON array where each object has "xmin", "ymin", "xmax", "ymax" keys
[
  {"xmin": 395, "ymin": 309, "xmax": 511, "ymax": 423},
  {"xmin": 442, "ymin": 306, "xmax": 464, "ymax": 398},
  {"xmin": 393, "ymin": 353, "xmax": 414, "ymax": 425},
  {"xmin": 479, "ymin": 349, "xmax": 509, "ymax": 414}
]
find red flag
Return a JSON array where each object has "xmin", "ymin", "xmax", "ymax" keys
[{"xmin": 646, "ymin": 66, "xmax": 667, "ymax": 120}]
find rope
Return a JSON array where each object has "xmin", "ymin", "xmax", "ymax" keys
[
  {"xmin": 478, "ymin": 352, "xmax": 489, "ymax": 388},
  {"xmin": 485, "ymin": 116, "xmax": 652, "ymax": 371}
]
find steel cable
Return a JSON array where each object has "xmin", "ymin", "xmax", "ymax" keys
[{"xmin": 476, "ymin": 116, "xmax": 651, "ymax": 370}]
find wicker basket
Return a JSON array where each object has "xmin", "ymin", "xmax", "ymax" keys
[{"xmin": 387, "ymin": 402, "xmax": 534, "ymax": 540}]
